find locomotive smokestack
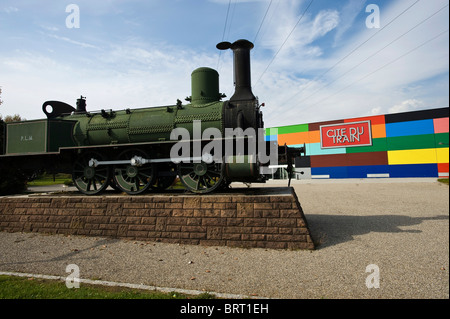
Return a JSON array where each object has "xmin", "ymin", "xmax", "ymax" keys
[
  {"xmin": 216, "ymin": 39, "xmax": 256, "ymax": 102},
  {"xmin": 76, "ymin": 95, "xmax": 87, "ymax": 113}
]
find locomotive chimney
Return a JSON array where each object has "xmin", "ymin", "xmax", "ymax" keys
[
  {"xmin": 75, "ymin": 95, "xmax": 87, "ymax": 113},
  {"xmin": 216, "ymin": 39, "xmax": 256, "ymax": 102}
]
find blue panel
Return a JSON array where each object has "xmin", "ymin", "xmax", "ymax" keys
[
  {"xmin": 264, "ymin": 135, "xmax": 278, "ymax": 142},
  {"xmin": 385, "ymin": 119, "xmax": 434, "ymax": 137},
  {"xmin": 311, "ymin": 166, "xmax": 348, "ymax": 178},
  {"xmin": 307, "ymin": 143, "xmax": 347, "ymax": 156},
  {"xmin": 389, "ymin": 164, "xmax": 438, "ymax": 177},
  {"xmin": 347, "ymin": 165, "xmax": 390, "ymax": 178}
]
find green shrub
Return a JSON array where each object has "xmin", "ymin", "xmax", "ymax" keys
[{"xmin": 0, "ymin": 167, "xmax": 28, "ymax": 195}]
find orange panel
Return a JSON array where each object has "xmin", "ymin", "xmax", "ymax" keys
[
  {"xmin": 434, "ymin": 117, "xmax": 449, "ymax": 133},
  {"xmin": 371, "ymin": 124, "xmax": 386, "ymax": 138},
  {"xmin": 344, "ymin": 115, "xmax": 385, "ymax": 125},
  {"xmin": 308, "ymin": 130, "xmax": 321, "ymax": 144},
  {"xmin": 277, "ymin": 131, "xmax": 310, "ymax": 146}
]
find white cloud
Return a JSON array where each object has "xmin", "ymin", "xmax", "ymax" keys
[
  {"xmin": 47, "ymin": 34, "xmax": 100, "ymax": 49},
  {"xmin": 0, "ymin": 0, "xmax": 448, "ymax": 129},
  {"xmin": 333, "ymin": 0, "xmax": 366, "ymax": 46},
  {"xmin": 371, "ymin": 107, "xmax": 382, "ymax": 115},
  {"xmin": 309, "ymin": 9, "xmax": 340, "ymax": 41},
  {"xmin": 258, "ymin": 2, "xmax": 340, "ymax": 59},
  {"xmin": 388, "ymin": 99, "xmax": 424, "ymax": 114},
  {"xmin": 0, "ymin": 41, "xmax": 221, "ymax": 120},
  {"xmin": 208, "ymin": 0, "xmax": 265, "ymax": 3},
  {"xmin": 40, "ymin": 25, "xmax": 59, "ymax": 32},
  {"xmin": 255, "ymin": 0, "xmax": 449, "ymax": 127},
  {"xmin": 1, "ymin": 6, "xmax": 19, "ymax": 13}
]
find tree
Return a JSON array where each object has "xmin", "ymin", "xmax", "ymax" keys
[
  {"xmin": 0, "ymin": 112, "xmax": 28, "ymax": 195},
  {"xmin": 0, "ymin": 165, "xmax": 29, "ymax": 195},
  {"xmin": 3, "ymin": 114, "xmax": 25, "ymax": 122},
  {"xmin": 0, "ymin": 115, "xmax": 4, "ymax": 155}
]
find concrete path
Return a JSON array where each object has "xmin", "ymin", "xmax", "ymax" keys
[{"xmin": 1, "ymin": 178, "xmax": 448, "ymax": 299}]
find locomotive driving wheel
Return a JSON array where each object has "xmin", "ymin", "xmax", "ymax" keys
[
  {"xmin": 72, "ymin": 151, "xmax": 111, "ymax": 195},
  {"xmin": 178, "ymin": 161, "xmax": 224, "ymax": 194},
  {"xmin": 112, "ymin": 149, "xmax": 155, "ymax": 195}
]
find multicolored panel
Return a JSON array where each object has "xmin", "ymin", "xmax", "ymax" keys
[{"xmin": 264, "ymin": 108, "xmax": 449, "ymax": 179}]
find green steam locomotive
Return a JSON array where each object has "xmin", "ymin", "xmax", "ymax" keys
[{"xmin": 0, "ymin": 40, "xmax": 303, "ymax": 194}]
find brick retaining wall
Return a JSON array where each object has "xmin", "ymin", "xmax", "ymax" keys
[{"xmin": 0, "ymin": 188, "xmax": 314, "ymax": 250}]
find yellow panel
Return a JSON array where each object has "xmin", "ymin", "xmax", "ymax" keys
[
  {"xmin": 388, "ymin": 148, "xmax": 438, "ymax": 165},
  {"xmin": 436, "ymin": 148, "xmax": 449, "ymax": 163}
]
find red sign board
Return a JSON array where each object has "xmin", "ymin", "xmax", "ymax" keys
[{"xmin": 320, "ymin": 121, "xmax": 372, "ymax": 149}]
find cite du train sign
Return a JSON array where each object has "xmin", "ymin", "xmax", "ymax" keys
[{"xmin": 320, "ymin": 121, "xmax": 372, "ymax": 149}]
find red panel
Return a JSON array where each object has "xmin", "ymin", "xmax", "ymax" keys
[
  {"xmin": 320, "ymin": 121, "xmax": 372, "ymax": 148},
  {"xmin": 344, "ymin": 115, "xmax": 385, "ymax": 125},
  {"xmin": 311, "ymin": 154, "xmax": 348, "ymax": 167},
  {"xmin": 311, "ymin": 152, "xmax": 388, "ymax": 168},
  {"xmin": 438, "ymin": 163, "xmax": 449, "ymax": 173}
]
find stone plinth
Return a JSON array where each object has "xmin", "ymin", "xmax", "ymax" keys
[{"xmin": 0, "ymin": 187, "xmax": 314, "ymax": 250}]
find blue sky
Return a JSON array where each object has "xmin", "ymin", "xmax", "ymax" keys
[{"xmin": 0, "ymin": 0, "xmax": 448, "ymax": 127}]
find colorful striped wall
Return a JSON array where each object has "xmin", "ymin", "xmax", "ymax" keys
[{"xmin": 265, "ymin": 107, "xmax": 449, "ymax": 179}]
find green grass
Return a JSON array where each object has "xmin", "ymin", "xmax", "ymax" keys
[
  {"xmin": 0, "ymin": 275, "xmax": 215, "ymax": 299},
  {"xmin": 27, "ymin": 173, "xmax": 73, "ymax": 187},
  {"xmin": 26, "ymin": 173, "xmax": 186, "ymax": 189},
  {"xmin": 438, "ymin": 178, "xmax": 449, "ymax": 185}
]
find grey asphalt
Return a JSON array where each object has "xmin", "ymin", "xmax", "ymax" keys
[{"xmin": 0, "ymin": 178, "xmax": 448, "ymax": 299}]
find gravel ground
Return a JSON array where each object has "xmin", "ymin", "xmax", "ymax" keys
[{"xmin": 0, "ymin": 178, "xmax": 448, "ymax": 299}]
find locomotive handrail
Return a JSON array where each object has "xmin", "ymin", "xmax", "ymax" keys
[{"xmin": 88, "ymin": 153, "xmax": 214, "ymax": 168}]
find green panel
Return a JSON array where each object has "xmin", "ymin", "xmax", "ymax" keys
[
  {"xmin": 386, "ymin": 134, "xmax": 437, "ymax": 151},
  {"xmin": 48, "ymin": 120, "xmax": 76, "ymax": 152},
  {"xmin": 346, "ymin": 137, "xmax": 387, "ymax": 153},
  {"xmin": 435, "ymin": 133, "xmax": 449, "ymax": 148},
  {"xmin": 174, "ymin": 101, "xmax": 223, "ymax": 136},
  {"xmin": 87, "ymin": 112, "xmax": 131, "ymax": 145},
  {"xmin": 72, "ymin": 115, "xmax": 90, "ymax": 146},
  {"xmin": 270, "ymin": 124, "xmax": 308, "ymax": 135},
  {"xmin": 129, "ymin": 106, "xmax": 177, "ymax": 143},
  {"xmin": 6, "ymin": 120, "xmax": 47, "ymax": 154},
  {"xmin": 225, "ymin": 155, "xmax": 257, "ymax": 179}
]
